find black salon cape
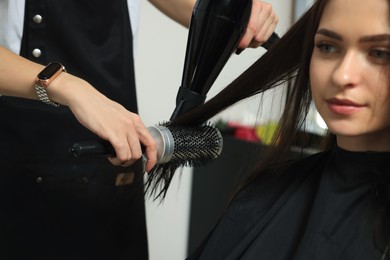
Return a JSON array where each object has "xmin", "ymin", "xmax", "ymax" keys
[{"xmin": 188, "ymin": 147, "xmax": 390, "ymax": 260}]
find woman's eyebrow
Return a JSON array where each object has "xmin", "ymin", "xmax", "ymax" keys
[
  {"xmin": 359, "ymin": 34, "xmax": 390, "ymax": 43},
  {"xmin": 316, "ymin": 28, "xmax": 390, "ymax": 43},
  {"xmin": 316, "ymin": 28, "xmax": 342, "ymax": 40}
]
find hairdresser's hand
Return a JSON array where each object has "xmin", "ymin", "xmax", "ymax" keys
[
  {"xmin": 48, "ymin": 73, "xmax": 158, "ymax": 172},
  {"xmin": 237, "ymin": 0, "xmax": 279, "ymax": 50}
]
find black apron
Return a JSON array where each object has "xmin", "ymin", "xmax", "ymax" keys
[{"xmin": 0, "ymin": 1, "xmax": 148, "ymax": 259}]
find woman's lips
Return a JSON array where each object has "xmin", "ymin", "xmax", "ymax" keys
[{"xmin": 326, "ymin": 98, "xmax": 365, "ymax": 115}]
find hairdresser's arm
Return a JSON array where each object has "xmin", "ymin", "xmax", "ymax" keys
[
  {"xmin": 148, "ymin": 0, "xmax": 278, "ymax": 49},
  {"xmin": 0, "ymin": 46, "xmax": 157, "ymax": 171},
  {"xmin": 148, "ymin": 0, "xmax": 195, "ymax": 27}
]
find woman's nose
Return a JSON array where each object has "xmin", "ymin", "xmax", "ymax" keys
[{"xmin": 332, "ymin": 51, "xmax": 363, "ymax": 89}]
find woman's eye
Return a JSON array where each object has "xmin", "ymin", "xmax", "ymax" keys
[
  {"xmin": 369, "ymin": 49, "xmax": 390, "ymax": 63},
  {"xmin": 315, "ymin": 42, "xmax": 337, "ymax": 54}
]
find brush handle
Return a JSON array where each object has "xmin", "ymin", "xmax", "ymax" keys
[
  {"xmin": 70, "ymin": 125, "xmax": 223, "ymax": 167},
  {"xmin": 70, "ymin": 126, "xmax": 172, "ymax": 163},
  {"xmin": 70, "ymin": 139, "xmax": 114, "ymax": 157}
]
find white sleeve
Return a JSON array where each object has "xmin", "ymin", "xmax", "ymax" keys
[
  {"xmin": 0, "ymin": 0, "xmax": 25, "ymax": 55},
  {"xmin": 127, "ymin": 0, "xmax": 140, "ymax": 50}
]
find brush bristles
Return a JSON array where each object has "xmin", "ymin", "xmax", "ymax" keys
[
  {"xmin": 169, "ymin": 125, "xmax": 222, "ymax": 165},
  {"xmin": 145, "ymin": 123, "xmax": 223, "ymax": 199}
]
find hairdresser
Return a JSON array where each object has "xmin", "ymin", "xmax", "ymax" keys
[{"xmin": 0, "ymin": 0, "xmax": 278, "ymax": 259}]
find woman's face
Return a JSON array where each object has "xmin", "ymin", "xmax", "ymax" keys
[{"xmin": 310, "ymin": 0, "xmax": 390, "ymax": 151}]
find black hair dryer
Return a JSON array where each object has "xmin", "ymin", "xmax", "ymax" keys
[{"xmin": 170, "ymin": 0, "xmax": 278, "ymax": 120}]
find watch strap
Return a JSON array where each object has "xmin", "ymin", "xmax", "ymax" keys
[{"xmin": 34, "ymin": 83, "xmax": 60, "ymax": 107}]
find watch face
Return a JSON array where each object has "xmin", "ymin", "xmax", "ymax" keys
[{"xmin": 37, "ymin": 62, "xmax": 63, "ymax": 80}]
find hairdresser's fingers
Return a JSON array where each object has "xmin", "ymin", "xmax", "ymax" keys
[
  {"xmin": 249, "ymin": 1, "xmax": 278, "ymax": 48},
  {"xmin": 124, "ymin": 117, "xmax": 157, "ymax": 171},
  {"xmin": 100, "ymin": 111, "xmax": 143, "ymax": 167},
  {"xmin": 237, "ymin": 0, "xmax": 278, "ymax": 50},
  {"xmin": 111, "ymin": 117, "xmax": 157, "ymax": 171},
  {"xmin": 139, "ymin": 129, "xmax": 158, "ymax": 173},
  {"xmin": 108, "ymin": 154, "xmax": 138, "ymax": 167},
  {"xmin": 109, "ymin": 142, "xmax": 140, "ymax": 168},
  {"xmin": 249, "ymin": 7, "xmax": 279, "ymax": 49},
  {"xmin": 119, "ymin": 115, "xmax": 152, "ymax": 167},
  {"xmin": 107, "ymin": 124, "xmax": 140, "ymax": 167},
  {"xmin": 132, "ymin": 120, "xmax": 158, "ymax": 172}
]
